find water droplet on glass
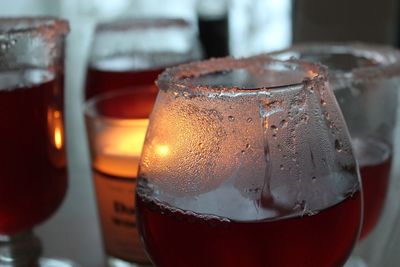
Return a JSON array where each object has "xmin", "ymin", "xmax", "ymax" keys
[
  {"xmin": 280, "ymin": 119, "xmax": 288, "ymax": 128},
  {"xmin": 320, "ymin": 99, "xmax": 326, "ymax": 106},
  {"xmin": 246, "ymin": 117, "xmax": 253, "ymax": 123},
  {"xmin": 312, "ymin": 176, "xmax": 316, "ymax": 182},
  {"xmin": 301, "ymin": 114, "xmax": 309, "ymax": 122},
  {"xmin": 335, "ymin": 139, "xmax": 342, "ymax": 152},
  {"xmin": 183, "ymin": 91, "xmax": 190, "ymax": 97},
  {"xmin": 280, "ymin": 164, "xmax": 284, "ymax": 170},
  {"xmin": 245, "ymin": 143, "xmax": 250, "ymax": 149},
  {"xmin": 228, "ymin": 115, "xmax": 235, "ymax": 122}
]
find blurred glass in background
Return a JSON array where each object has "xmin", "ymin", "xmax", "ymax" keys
[{"xmin": 292, "ymin": 0, "xmax": 399, "ymax": 45}]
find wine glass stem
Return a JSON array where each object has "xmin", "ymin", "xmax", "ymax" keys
[{"xmin": 0, "ymin": 230, "xmax": 41, "ymax": 266}]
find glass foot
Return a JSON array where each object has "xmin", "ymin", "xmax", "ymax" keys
[
  {"xmin": 39, "ymin": 258, "xmax": 81, "ymax": 267},
  {"xmin": 344, "ymin": 256, "xmax": 368, "ymax": 267},
  {"xmin": 0, "ymin": 231, "xmax": 80, "ymax": 267},
  {"xmin": 107, "ymin": 256, "xmax": 152, "ymax": 267}
]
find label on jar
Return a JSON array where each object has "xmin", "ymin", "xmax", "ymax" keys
[{"xmin": 92, "ymin": 169, "xmax": 149, "ymax": 264}]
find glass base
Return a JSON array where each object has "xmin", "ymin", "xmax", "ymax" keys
[
  {"xmin": 0, "ymin": 231, "xmax": 80, "ymax": 267},
  {"xmin": 107, "ymin": 256, "xmax": 152, "ymax": 267},
  {"xmin": 344, "ymin": 256, "xmax": 368, "ymax": 267},
  {"xmin": 0, "ymin": 231, "xmax": 41, "ymax": 266},
  {"xmin": 39, "ymin": 258, "xmax": 81, "ymax": 267}
]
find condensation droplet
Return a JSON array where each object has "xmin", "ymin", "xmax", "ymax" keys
[
  {"xmin": 280, "ymin": 119, "xmax": 288, "ymax": 128},
  {"xmin": 247, "ymin": 117, "xmax": 253, "ymax": 123},
  {"xmin": 280, "ymin": 164, "xmax": 284, "ymax": 170},
  {"xmin": 228, "ymin": 115, "xmax": 235, "ymax": 122},
  {"xmin": 245, "ymin": 143, "xmax": 250, "ymax": 149},
  {"xmin": 335, "ymin": 139, "xmax": 342, "ymax": 152},
  {"xmin": 320, "ymin": 99, "xmax": 326, "ymax": 106},
  {"xmin": 312, "ymin": 176, "xmax": 316, "ymax": 182},
  {"xmin": 183, "ymin": 91, "xmax": 190, "ymax": 97},
  {"xmin": 301, "ymin": 114, "xmax": 309, "ymax": 122}
]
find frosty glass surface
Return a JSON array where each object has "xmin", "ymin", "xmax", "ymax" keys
[{"xmin": 139, "ymin": 55, "xmax": 360, "ymax": 221}]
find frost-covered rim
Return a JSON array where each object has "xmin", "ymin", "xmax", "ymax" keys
[
  {"xmin": 156, "ymin": 55, "xmax": 327, "ymax": 95},
  {"xmin": 269, "ymin": 42, "xmax": 400, "ymax": 87},
  {"xmin": 95, "ymin": 18, "xmax": 192, "ymax": 33},
  {"xmin": 0, "ymin": 17, "xmax": 69, "ymax": 36}
]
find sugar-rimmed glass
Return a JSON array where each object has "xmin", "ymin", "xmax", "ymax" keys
[
  {"xmin": 136, "ymin": 55, "xmax": 362, "ymax": 267},
  {"xmin": 0, "ymin": 17, "xmax": 73, "ymax": 266},
  {"xmin": 270, "ymin": 43, "xmax": 400, "ymax": 267}
]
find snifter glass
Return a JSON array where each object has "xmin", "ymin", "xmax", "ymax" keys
[
  {"xmin": 0, "ymin": 18, "xmax": 70, "ymax": 266},
  {"xmin": 85, "ymin": 18, "xmax": 202, "ymax": 100},
  {"xmin": 270, "ymin": 43, "xmax": 400, "ymax": 267},
  {"xmin": 136, "ymin": 55, "xmax": 362, "ymax": 267}
]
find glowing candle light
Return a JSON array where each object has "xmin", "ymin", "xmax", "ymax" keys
[{"xmin": 92, "ymin": 118, "xmax": 149, "ymax": 178}]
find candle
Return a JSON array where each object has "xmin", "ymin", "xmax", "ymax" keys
[
  {"xmin": 86, "ymin": 116, "xmax": 150, "ymax": 263},
  {"xmin": 91, "ymin": 118, "xmax": 149, "ymax": 178}
]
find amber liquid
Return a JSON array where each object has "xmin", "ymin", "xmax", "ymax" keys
[
  {"xmin": 85, "ymin": 59, "xmax": 162, "ymax": 100},
  {"xmin": 0, "ymin": 69, "xmax": 67, "ymax": 234},
  {"xmin": 137, "ymin": 189, "xmax": 361, "ymax": 267},
  {"xmin": 353, "ymin": 137, "xmax": 391, "ymax": 239}
]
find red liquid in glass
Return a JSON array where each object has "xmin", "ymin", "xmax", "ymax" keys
[
  {"xmin": 0, "ymin": 69, "xmax": 67, "ymax": 235},
  {"xmin": 85, "ymin": 59, "xmax": 162, "ymax": 100},
  {"xmin": 353, "ymin": 137, "xmax": 391, "ymax": 239},
  {"xmin": 137, "ymin": 189, "xmax": 361, "ymax": 267}
]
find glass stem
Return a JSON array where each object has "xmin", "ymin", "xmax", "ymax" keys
[{"xmin": 0, "ymin": 231, "xmax": 41, "ymax": 267}]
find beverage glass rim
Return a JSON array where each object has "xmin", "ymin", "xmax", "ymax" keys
[
  {"xmin": 269, "ymin": 42, "xmax": 400, "ymax": 86},
  {"xmin": 0, "ymin": 17, "xmax": 69, "ymax": 36},
  {"xmin": 95, "ymin": 17, "xmax": 193, "ymax": 33},
  {"xmin": 156, "ymin": 55, "xmax": 327, "ymax": 96}
]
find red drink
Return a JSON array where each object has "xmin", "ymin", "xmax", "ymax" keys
[
  {"xmin": 353, "ymin": 137, "xmax": 391, "ymax": 239},
  {"xmin": 136, "ymin": 186, "xmax": 361, "ymax": 267},
  {"xmin": 85, "ymin": 58, "xmax": 163, "ymax": 100},
  {"xmin": 0, "ymin": 69, "xmax": 67, "ymax": 234}
]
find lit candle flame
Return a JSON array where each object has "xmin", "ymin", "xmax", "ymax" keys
[{"xmin": 93, "ymin": 118, "xmax": 149, "ymax": 177}]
